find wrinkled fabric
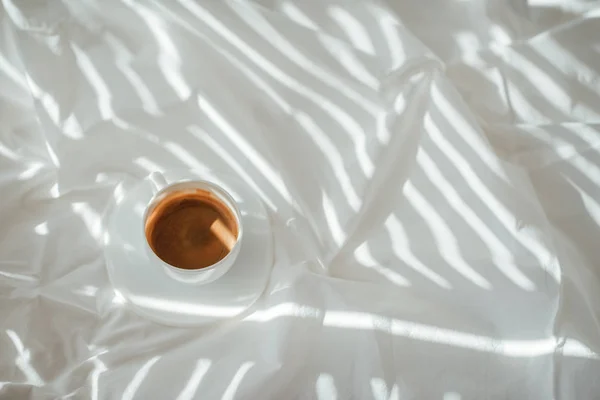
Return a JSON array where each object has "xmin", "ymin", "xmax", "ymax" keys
[{"xmin": 1, "ymin": 0, "xmax": 599, "ymax": 399}]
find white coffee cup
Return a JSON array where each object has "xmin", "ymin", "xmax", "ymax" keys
[{"xmin": 143, "ymin": 173, "xmax": 243, "ymax": 285}]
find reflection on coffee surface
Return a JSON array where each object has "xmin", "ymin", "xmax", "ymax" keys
[{"xmin": 145, "ymin": 189, "xmax": 238, "ymax": 269}]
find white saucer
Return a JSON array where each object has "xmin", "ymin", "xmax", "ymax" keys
[{"xmin": 103, "ymin": 169, "xmax": 272, "ymax": 327}]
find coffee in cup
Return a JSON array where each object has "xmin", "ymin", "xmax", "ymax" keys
[{"xmin": 145, "ymin": 187, "xmax": 240, "ymax": 270}]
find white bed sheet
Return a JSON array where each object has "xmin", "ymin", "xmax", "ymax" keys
[{"xmin": 0, "ymin": 0, "xmax": 599, "ymax": 398}]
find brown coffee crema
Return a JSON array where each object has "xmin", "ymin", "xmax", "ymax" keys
[{"xmin": 145, "ymin": 189, "xmax": 238, "ymax": 270}]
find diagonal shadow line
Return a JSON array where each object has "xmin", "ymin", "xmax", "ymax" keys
[
  {"xmin": 121, "ymin": 355, "xmax": 161, "ymax": 400},
  {"xmin": 41, "ymin": 8, "xmax": 301, "ymax": 219},
  {"xmin": 146, "ymin": 0, "xmax": 291, "ymax": 110},
  {"xmin": 505, "ymin": 48, "xmax": 600, "ymax": 122},
  {"xmin": 70, "ymin": 118, "xmax": 219, "ymax": 193},
  {"xmin": 554, "ymin": 171, "xmax": 600, "ymax": 248},
  {"xmin": 427, "ymin": 114, "xmax": 559, "ymax": 282},
  {"xmin": 225, "ymin": 0, "xmax": 382, "ymax": 177},
  {"xmin": 62, "ymin": 20, "xmax": 160, "ymax": 127},
  {"xmin": 290, "ymin": 112, "xmax": 363, "ymax": 211},
  {"xmin": 347, "ymin": 241, "xmax": 412, "ymax": 287},
  {"xmin": 247, "ymin": 119, "xmax": 361, "ymax": 259},
  {"xmin": 0, "ymin": 49, "xmax": 29, "ymax": 91},
  {"xmin": 358, "ymin": 72, "xmax": 564, "ymax": 290},
  {"xmin": 519, "ymin": 45, "xmax": 600, "ymax": 115},
  {"xmin": 71, "ymin": 4, "xmax": 239, "ymax": 134},
  {"xmin": 194, "ymin": 93, "xmax": 293, "ymax": 203},
  {"xmin": 175, "ymin": 358, "xmax": 211, "ymax": 400},
  {"xmin": 314, "ymin": 8, "xmax": 382, "ymax": 89},
  {"xmin": 280, "ymin": 1, "xmax": 391, "ymax": 61},
  {"xmin": 478, "ymin": 84, "xmax": 600, "ymax": 261},
  {"xmin": 481, "ymin": 123, "xmax": 600, "ymax": 352},
  {"xmin": 122, "ymin": 0, "xmax": 190, "ymax": 101},
  {"xmin": 190, "ymin": 128, "xmax": 278, "ymax": 211},
  {"xmin": 328, "ymin": 69, "xmax": 436, "ymax": 267},
  {"xmin": 225, "ymin": 0, "xmax": 381, "ymax": 112},
  {"xmin": 277, "ymin": 2, "xmax": 384, "ymax": 77},
  {"xmin": 211, "ymin": 65, "xmax": 368, "ymax": 222},
  {"xmin": 6, "ymin": 39, "xmax": 76, "ymax": 140},
  {"xmin": 189, "ymin": 121, "xmax": 324, "ymax": 265},
  {"xmin": 141, "ymin": 30, "xmax": 380, "ymax": 262},
  {"xmin": 149, "ymin": 0, "xmax": 375, "ymax": 213},
  {"xmin": 102, "ymin": 31, "xmax": 161, "ymax": 115},
  {"xmin": 277, "ymin": 2, "xmax": 321, "ymax": 32},
  {"xmin": 521, "ymin": 124, "xmax": 600, "ymax": 248},
  {"xmin": 70, "ymin": 42, "xmax": 118, "ymax": 125},
  {"xmin": 515, "ymin": 123, "xmax": 600, "ymax": 198},
  {"xmin": 366, "ymin": 2, "xmax": 428, "ymax": 69},
  {"xmin": 229, "ymin": 1, "xmax": 382, "ymax": 96},
  {"xmin": 44, "ymin": 347, "xmax": 108, "ymax": 396},
  {"xmin": 522, "ymin": 158, "xmax": 600, "ymax": 349},
  {"xmin": 547, "ymin": 12, "xmax": 600, "ymax": 55},
  {"xmin": 380, "ymin": 214, "xmax": 453, "ymax": 288},
  {"xmin": 100, "ymin": 2, "xmax": 193, "ymax": 112},
  {"xmin": 0, "ymin": 6, "xmax": 74, "ymax": 133},
  {"xmin": 126, "ymin": 104, "xmax": 293, "ymax": 214},
  {"xmin": 428, "ymin": 80, "xmax": 511, "ymax": 183},
  {"xmin": 5, "ymin": 329, "xmax": 45, "ymax": 387},
  {"xmin": 327, "ymin": 5, "xmax": 376, "ymax": 55},
  {"xmin": 316, "ymin": 29, "xmax": 381, "ymax": 89},
  {"xmin": 423, "ymin": 114, "xmax": 561, "ymax": 286},
  {"xmin": 12, "ymin": 2, "xmax": 180, "ymax": 140},
  {"xmin": 413, "ymin": 146, "xmax": 537, "ymax": 290},
  {"xmin": 328, "ymin": 84, "xmax": 496, "ymax": 288},
  {"xmin": 482, "ymin": 102, "xmax": 600, "ymax": 172},
  {"xmin": 363, "ymin": 225, "xmax": 449, "ymax": 291},
  {"xmin": 48, "ymin": 114, "xmax": 204, "ymax": 187},
  {"xmin": 484, "ymin": 123, "xmax": 600, "ymax": 167},
  {"xmin": 320, "ymin": 88, "xmax": 467, "ymax": 288},
  {"xmin": 98, "ymin": 96, "xmax": 292, "ymax": 229},
  {"xmin": 427, "ymin": 87, "xmax": 558, "ymax": 275},
  {"xmin": 485, "ymin": 42, "xmax": 600, "ymax": 125},
  {"xmin": 221, "ymin": 361, "xmax": 255, "ymax": 400},
  {"xmin": 164, "ymin": 0, "xmax": 378, "ymax": 177},
  {"xmin": 401, "ymin": 178, "xmax": 493, "ymax": 289},
  {"xmin": 350, "ymin": 237, "xmax": 426, "ymax": 289}
]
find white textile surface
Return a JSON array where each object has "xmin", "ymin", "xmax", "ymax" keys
[{"xmin": 1, "ymin": 0, "xmax": 600, "ymax": 398}]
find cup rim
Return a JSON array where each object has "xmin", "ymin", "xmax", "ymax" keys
[{"xmin": 142, "ymin": 179, "xmax": 243, "ymax": 275}]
